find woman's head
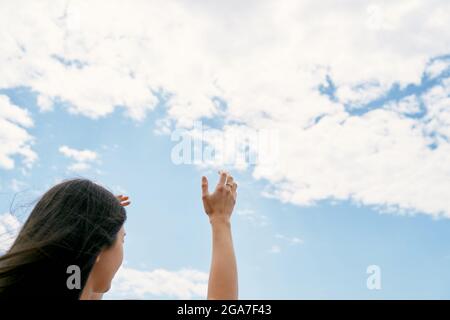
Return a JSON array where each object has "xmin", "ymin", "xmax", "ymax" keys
[{"xmin": 0, "ymin": 178, "xmax": 127, "ymax": 299}]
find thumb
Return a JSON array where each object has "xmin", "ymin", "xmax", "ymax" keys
[{"xmin": 201, "ymin": 176, "xmax": 209, "ymax": 199}]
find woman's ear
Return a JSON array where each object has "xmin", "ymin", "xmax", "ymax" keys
[{"xmin": 96, "ymin": 246, "xmax": 108, "ymax": 263}]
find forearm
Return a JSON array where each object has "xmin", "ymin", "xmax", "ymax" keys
[{"xmin": 207, "ymin": 219, "xmax": 238, "ymax": 300}]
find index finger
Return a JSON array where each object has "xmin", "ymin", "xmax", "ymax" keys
[
  {"xmin": 120, "ymin": 201, "xmax": 131, "ymax": 207},
  {"xmin": 217, "ymin": 170, "xmax": 228, "ymax": 186}
]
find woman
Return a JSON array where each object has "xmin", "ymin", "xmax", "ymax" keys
[{"xmin": 0, "ymin": 171, "xmax": 238, "ymax": 300}]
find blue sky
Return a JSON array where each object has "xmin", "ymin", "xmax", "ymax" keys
[
  {"xmin": 1, "ymin": 0, "xmax": 450, "ymax": 299},
  {"xmin": 2, "ymin": 81, "xmax": 450, "ymax": 299}
]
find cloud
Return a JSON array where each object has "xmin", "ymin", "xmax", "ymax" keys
[
  {"xmin": 0, "ymin": 95, "xmax": 37, "ymax": 170},
  {"xmin": 105, "ymin": 266, "xmax": 208, "ymax": 299},
  {"xmin": 1, "ymin": 0, "xmax": 450, "ymax": 217},
  {"xmin": 59, "ymin": 145, "xmax": 98, "ymax": 162},
  {"xmin": 236, "ymin": 209, "xmax": 269, "ymax": 227},
  {"xmin": 256, "ymin": 105, "xmax": 450, "ymax": 217},
  {"xmin": 425, "ymin": 59, "xmax": 450, "ymax": 79},
  {"xmin": 59, "ymin": 145, "xmax": 99, "ymax": 172},
  {"xmin": 0, "ymin": 213, "xmax": 21, "ymax": 253},
  {"xmin": 268, "ymin": 245, "xmax": 281, "ymax": 254},
  {"xmin": 10, "ymin": 179, "xmax": 28, "ymax": 192},
  {"xmin": 269, "ymin": 234, "xmax": 303, "ymax": 254},
  {"xmin": 386, "ymin": 94, "xmax": 422, "ymax": 116},
  {"xmin": 422, "ymin": 78, "xmax": 450, "ymax": 141},
  {"xmin": 275, "ymin": 234, "xmax": 304, "ymax": 245},
  {"xmin": 2, "ymin": 0, "xmax": 448, "ymax": 122}
]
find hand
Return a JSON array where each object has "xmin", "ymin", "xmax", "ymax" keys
[
  {"xmin": 201, "ymin": 171, "xmax": 237, "ymax": 224},
  {"xmin": 116, "ymin": 195, "xmax": 131, "ymax": 207}
]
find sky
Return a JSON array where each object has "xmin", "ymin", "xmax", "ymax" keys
[{"xmin": 1, "ymin": 0, "xmax": 450, "ymax": 299}]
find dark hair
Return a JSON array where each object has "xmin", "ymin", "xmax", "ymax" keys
[{"xmin": 0, "ymin": 179, "xmax": 127, "ymax": 299}]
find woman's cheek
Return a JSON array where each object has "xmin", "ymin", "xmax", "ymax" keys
[{"xmin": 113, "ymin": 241, "xmax": 124, "ymax": 273}]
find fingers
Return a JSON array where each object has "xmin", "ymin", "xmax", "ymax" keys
[
  {"xmin": 229, "ymin": 178, "xmax": 237, "ymax": 199},
  {"xmin": 213, "ymin": 171, "xmax": 238, "ymax": 197},
  {"xmin": 231, "ymin": 182, "xmax": 237, "ymax": 194},
  {"xmin": 221, "ymin": 172, "xmax": 237, "ymax": 196},
  {"xmin": 217, "ymin": 170, "xmax": 228, "ymax": 186},
  {"xmin": 201, "ymin": 176, "xmax": 209, "ymax": 199},
  {"xmin": 217, "ymin": 170, "xmax": 235, "ymax": 193},
  {"xmin": 121, "ymin": 200, "xmax": 131, "ymax": 207},
  {"xmin": 117, "ymin": 195, "xmax": 131, "ymax": 207},
  {"xmin": 226, "ymin": 175, "xmax": 235, "ymax": 192}
]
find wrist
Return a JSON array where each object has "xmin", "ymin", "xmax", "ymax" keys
[{"xmin": 209, "ymin": 215, "xmax": 231, "ymax": 227}]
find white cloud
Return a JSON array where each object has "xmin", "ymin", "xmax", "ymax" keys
[
  {"xmin": 59, "ymin": 145, "xmax": 97, "ymax": 162},
  {"xmin": 422, "ymin": 78, "xmax": 450, "ymax": 141},
  {"xmin": 336, "ymin": 82, "xmax": 390, "ymax": 107},
  {"xmin": 269, "ymin": 234, "xmax": 303, "ymax": 254},
  {"xmin": 36, "ymin": 94, "xmax": 54, "ymax": 112},
  {"xmin": 275, "ymin": 234, "xmax": 304, "ymax": 245},
  {"xmin": 10, "ymin": 179, "xmax": 28, "ymax": 192},
  {"xmin": 67, "ymin": 162, "xmax": 91, "ymax": 172},
  {"xmin": 0, "ymin": 213, "xmax": 21, "ymax": 253},
  {"xmin": 236, "ymin": 209, "xmax": 269, "ymax": 227},
  {"xmin": 425, "ymin": 59, "xmax": 450, "ymax": 79},
  {"xmin": 386, "ymin": 94, "xmax": 422, "ymax": 116},
  {"xmin": 1, "ymin": 0, "xmax": 448, "ymax": 122},
  {"xmin": 59, "ymin": 145, "xmax": 99, "ymax": 172},
  {"xmin": 256, "ymin": 107, "xmax": 450, "ymax": 217},
  {"xmin": 0, "ymin": 95, "xmax": 37, "ymax": 170},
  {"xmin": 105, "ymin": 266, "xmax": 208, "ymax": 299},
  {"xmin": 269, "ymin": 245, "xmax": 281, "ymax": 254},
  {"xmin": 0, "ymin": 96, "xmax": 33, "ymax": 127},
  {"xmin": 1, "ymin": 0, "xmax": 450, "ymax": 217}
]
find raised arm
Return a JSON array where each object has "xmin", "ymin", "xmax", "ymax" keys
[{"xmin": 201, "ymin": 171, "xmax": 238, "ymax": 300}]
